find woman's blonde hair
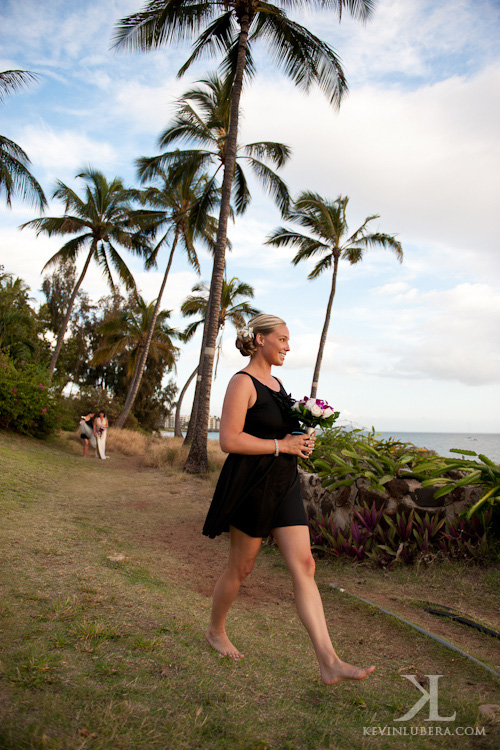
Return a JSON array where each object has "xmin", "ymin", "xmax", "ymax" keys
[{"xmin": 235, "ymin": 313, "xmax": 286, "ymax": 357}]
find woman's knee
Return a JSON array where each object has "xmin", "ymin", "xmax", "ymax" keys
[{"xmin": 292, "ymin": 552, "xmax": 316, "ymax": 579}]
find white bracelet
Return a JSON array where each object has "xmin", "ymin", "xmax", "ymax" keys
[{"xmin": 273, "ymin": 438, "xmax": 279, "ymax": 456}]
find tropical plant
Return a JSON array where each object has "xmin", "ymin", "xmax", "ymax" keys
[
  {"xmin": 114, "ymin": 0, "xmax": 374, "ymax": 473},
  {"xmin": 91, "ymin": 293, "xmax": 179, "ymax": 390},
  {"xmin": 308, "ymin": 502, "xmax": 494, "ymax": 568},
  {"xmin": 137, "ymin": 72, "xmax": 291, "ymax": 218},
  {"xmin": 0, "ymin": 70, "xmax": 46, "ymax": 210},
  {"xmin": 177, "ymin": 276, "xmax": 259, "ymax": 439},
  {"xmin": 20, "ymin": 168, "xmax": 157, "ymax": 378},
  {"xmin": 267, "ymin": 192, "xmax": 403, "ymax": 397},
  {"xmin": 0, "ymin": 352, "xmax": 58, "ymax": 438},
  {"xmin": 0, "ymin": 270, "xmax": 40, "ymax": 362},
  {"xmin": 113, "ymin": 165, "xmax": 218, "ymax": 428}
]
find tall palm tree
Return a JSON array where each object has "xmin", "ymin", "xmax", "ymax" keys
[
  {"xmin": 137, "ymin": 73, "xmax": 291, "ymax": 217},
  {"xmin": 114, "ymin": 0, "xmax": 374, "ymax": 473},
  {"xmin": 0, "ymin": 70, "xmax": 46, "ymax": 210},
  {"xmin": 91, "ymin": 294, "xmax": 179, "ymax": 407},
  {"xmin": 266, "ymin": 192, "xmax": 403, "ymax": 397},
  {"xmin": 175, "ymin": 276, "xmax": 259, "ymax": 439},
  {"xmin": 113, "ymin": 164, "xmax": 219, "ymax": 428},
  {"xmin": 21, "ymin": 168, "xmax": 157, "ymax": 378}
]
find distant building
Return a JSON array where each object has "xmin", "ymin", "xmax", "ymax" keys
[{"xmin": 162, "ymin": 414, "xmax": 220, "ymax": 431}]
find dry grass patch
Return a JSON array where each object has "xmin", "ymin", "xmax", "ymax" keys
[
  {"xmin": 106, "ymin": 428, "xmax": 148, "ymax": 456},
  {"xmin": 143, "ymin": 435, "xmax": 226, "ymax": 473}
]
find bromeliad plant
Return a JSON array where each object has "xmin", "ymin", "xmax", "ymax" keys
[{"xmin": 308, "ymin": 501, "xmax": 493, "ymax": 568}]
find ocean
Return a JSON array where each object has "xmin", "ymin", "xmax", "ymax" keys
[{"xmin": 202, "ymin": 431, "xmax": 500, "ymax": 463}]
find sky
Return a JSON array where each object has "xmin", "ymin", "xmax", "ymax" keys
[{"xmin": 1, "ymin": 0, "xmax": 500, "ymax": 433}]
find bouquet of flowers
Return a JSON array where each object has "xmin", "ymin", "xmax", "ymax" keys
[
  {"xmin": 291, "ymin": 397, "xmax": 339, "ymax": 435},
  {"xmin": 97, "ymin": 427, "xmax": 105, "ymax": 438}
]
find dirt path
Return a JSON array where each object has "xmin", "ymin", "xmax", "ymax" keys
[{"xmin": 81, "ymin": 447, "xmax": 500, "ymax": 679}]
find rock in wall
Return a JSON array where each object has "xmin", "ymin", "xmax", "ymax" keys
[{"xmin": 299, "ymin": 468, "xmax": 483, "ymax": 529}]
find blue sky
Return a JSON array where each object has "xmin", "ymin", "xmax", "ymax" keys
[{"xmin": 1, "ymin": 0, "xmax": 500, "ymax": 432}]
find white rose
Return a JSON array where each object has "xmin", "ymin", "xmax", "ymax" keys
[
  {"xmin": 291, "ymin": 401, "xmax": 301, "ymax": 412},
  {"xmin": 310, "ymin": 404, "xmax": 322, "ymax": 417},
  {"xmin": 305, "ymin": 398, "xmax": 316, "ymax": 411},
  {"xmin": 323, "ymin": 407, "xmax": 334, "ymax": 418}
]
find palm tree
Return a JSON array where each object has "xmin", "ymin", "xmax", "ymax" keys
[
  {"xmin": 113, "ymin": 164, "xmax": 219, "ymax": 428},
  {"xmin": 91, "ymin": 294, "xmax": 179, "ymax": 414},
  {"xmin": 137, "ymin": 73, "xmax": 291, "ymax": 218},
  {"xmin": 114, "ymin": 0, "xmax": 374, "ymax": 473},
  {"xmin": 266, "ymin": 192, "xmax": 403, "ymax": 397},
  {"xmin": 21, "ymin": 168, "xmax": 157, "ymax": 378},
  {"xmin": 175, "ymin": 276, "xmax": 259, "ymax": 439},
  {"xmin": 0, "ymin": 70, "xmax": 46, "ymax": 210}
]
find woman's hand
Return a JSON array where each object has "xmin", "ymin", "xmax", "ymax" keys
[{"xmin": 280, "ymin": 430, "xmax": 316, "ymax": 458}]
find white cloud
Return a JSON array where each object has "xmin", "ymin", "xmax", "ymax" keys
[{"xmin": 19, "ymin": 124, "xmax": 117, "ymax": 180}]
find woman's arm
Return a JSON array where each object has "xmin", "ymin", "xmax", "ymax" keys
[{"xmin": 219, "ymin": 374, "xmax": 313, "ymax": 458}]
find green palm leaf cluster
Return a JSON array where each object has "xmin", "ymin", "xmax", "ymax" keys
[
  {"xmin": 113, "ymin": 164, "xmax": 219, "ymax": 428},
  {"xmin": 267, "ymin": 192, "xmax": 403, "ymax": 397},
  {"xmin": 175, "ymin": 276, "xmax": 259, "ymax": 438},
  {"xmin": 0, "ymin": 70, "xmax": 46, "ymax": 210},
  {"xmin": 91, "ymin": 294, "xmax": 179, "ymax": 387},
  {"xmin": 21, "ymin": 168, "xmax": 159, "ymax": 377},
  {"xmin": 137, "ymin": 73, "xmax": 291, "ymax": 216}
]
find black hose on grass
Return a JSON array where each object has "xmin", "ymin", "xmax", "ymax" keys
[
  {"xmin": 418, "ymin": 600, "xmax": 500, "ymax": 641},
  {"xmin": 329, "ymin": 583, "xmax": 500, "ymax": 681}
]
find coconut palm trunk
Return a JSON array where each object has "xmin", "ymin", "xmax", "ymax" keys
[
  {"xmin": 114, "ymin": 227, "xmax": 180, "ymax": 428},
  {"xmin": 184, "ymin": 12, "xmax": 250, "ymax": 473},
  {"xmin": 174, "ymin": 365, "xmax": 198, "ymax": 437},
  {"xmin": 48, "ymin": 243, "xmax": 95, "ymax": 378},
  {"xmin": 310, "ymin": 253, "xmax": 339, "ymax": 399}
]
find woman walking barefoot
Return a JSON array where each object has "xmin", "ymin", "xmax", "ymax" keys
[{"xmin": 202, "ymin": 314, "xmax": 375, "ymax": 685}]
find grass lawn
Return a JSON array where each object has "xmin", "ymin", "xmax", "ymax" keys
[{"xmin": 0, "ymin": 430, "xmax": 499, "ymax": 750}]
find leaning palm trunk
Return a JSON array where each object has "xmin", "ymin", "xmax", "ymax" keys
[
  {"xmin": 183, "ymin": 312, "xmax": 210, "ymax": 445},
  {"xmin": 114, "ymin": 228, "xmax": 180, "ymax": 428},
  {"xmin": 310, "ymin": 253, "xmax": 340, "ymax": 399},
  {"xmin": 174, "ymin": 365, "xmax": 198, "ymax": 438},
  {"xmin": 48, "ymin": 243, "xmax": 95, "ymax": 378},
  {"xmin": 184, "ymin": 13, "xmax": 250, "ymax": 473}
]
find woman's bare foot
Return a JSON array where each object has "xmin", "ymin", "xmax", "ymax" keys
[
  {"xmin": 205, "ymin": 628, "xmax": 244, "ymax": 659},
  {"xmin": 320, "ymin": 657, "xmax": 375, "ymax": 685}
]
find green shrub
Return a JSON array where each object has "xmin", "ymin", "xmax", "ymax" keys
[{"xmin": 0, "ymin": 353, "xmax": 59, "ymax": 437}]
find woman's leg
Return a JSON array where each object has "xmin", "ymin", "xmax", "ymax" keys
[
  {"xmin": 272, "ymin": 525, "xmax": 375, "ymax": 685},
  {"xmin": 82, "ymin": 438, "xmax": 88, "ymax": 457},
  {"xmin": 206, "ymin": 526, "xmax": 262, "ymax": 658}
]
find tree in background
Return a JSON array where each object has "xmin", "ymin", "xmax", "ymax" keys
[
  {"xmin": 21, "ymin": 168, "xmax": 157, "ymax": 378},
  {"xmin": 267, "ymin": 192, "xmax": 403, "ymax": 397},
  {"xmin": 91, "ymin": 294, "xmax": 179, "ymax": 430},
  {"xmin": 114, "ymin": 0, "xmax": 373, "ymax": 472},
  {"xmin": 176, "ymin": 276, "xmax": 259, "ymax": 439},
  {"xmin": 113, "ymin": 165, "xmax": 218, "ymax": 428},
  {"xmin": 39, "ymin": 259, "xmax": 94, "ymax": 390},
  {"xmin": 137, "ymin": 73, "xmax": 291, "ymax": 219},
  {"xmin": 0, "ymin": 70, "xmax": 46, "ymax": 210},
  {"xmin": 0, "ymin": 268, "xmax": 41, "ymax": 363}
]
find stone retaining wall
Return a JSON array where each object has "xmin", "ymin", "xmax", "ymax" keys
[{"xmin": 299, "ymin": 468, "xmax": 483, "ymax": 530}]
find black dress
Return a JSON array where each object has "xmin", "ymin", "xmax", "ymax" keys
[{"xmin": 202, "ymin": 371, "xmax": 308, "ymax": 539}]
